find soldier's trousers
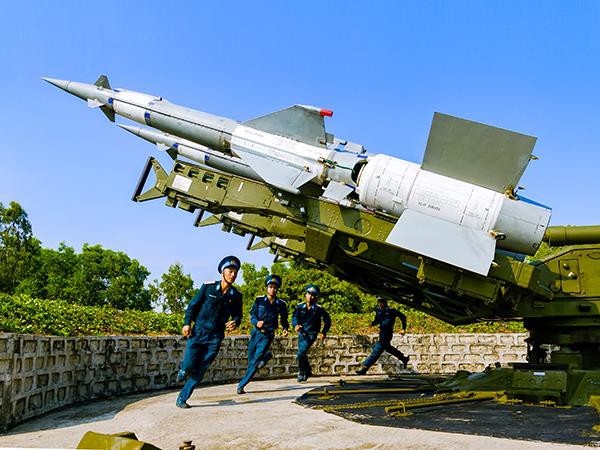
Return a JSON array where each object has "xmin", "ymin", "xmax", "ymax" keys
[
  {"xmin": 178, "ymin": 334, "xmax": 222, "ymax": 402},
  {"xmin": 238, "ymin": 328, "xmax": 274, "ymax": 389},
  {"xmin": 297, "ymin": 332, "xmax": 317, "ymax": 375},
  {"xmin": 362, "ymin": 334, "xmax": 405, "ymax": 368}
]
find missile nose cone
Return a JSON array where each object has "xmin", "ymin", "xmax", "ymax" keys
[
  {"xmin": 117, "ymin": 124, "xmax": 142, "ymax": 136},
  {"xmin": 41, "ymin": 77, "xmax": 70, "ymax": 92}
]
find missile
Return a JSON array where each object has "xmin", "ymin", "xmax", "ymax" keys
[
  {"xmin": 44, "ymin": 75, "xmax": 552, "ymax": 275},
  {"xmin": 41, "ymin": 75, "xmax": 360, "ymax": 196},
  {"xmin": 117, "ymin": 124, "xmax": 261, "ymax": 182}
]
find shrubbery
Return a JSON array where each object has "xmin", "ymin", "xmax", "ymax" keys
[
  {"xmin": 0, "ymin": 294, "xmax": 181, "ymax": 336},
  {"xmin": 0, "ymin": 293, "xmax": 524, "ymax": 336}
]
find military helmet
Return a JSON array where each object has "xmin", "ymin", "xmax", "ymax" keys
[
  {"xmin": 218, "ymin": 255, "xmax": 241, "ymax": 273},
  {"xmin": 305, "ymin": 284, "xmax": 320, "ymax": 297},
  {"xmin": 265, "ymin": 274, "xmax": 282, "ymax": 287}
]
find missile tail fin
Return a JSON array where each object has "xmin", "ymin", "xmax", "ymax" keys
[
  {"xmin": 322, "ymin": 181, "xmax": 354, "ymax": 202},
  {"xmin": 422, "ymin": 113, "xmax": 536, "ymax": 193},
  {"xmin": 386, "ymin": 210, "xmax": 496, "ymax": 275}
]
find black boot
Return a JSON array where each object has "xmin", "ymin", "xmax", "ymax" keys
[
  {"xmin": 355, "ymin": 366, "xmax": 368, "ymax": 375},
  {"xmin": 401, "ymin": 355, "xmax": 410, "ymax": 369}
]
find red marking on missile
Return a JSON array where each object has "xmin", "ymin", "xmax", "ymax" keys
[{"xmin": 320, "ymin": 109, "xmax": 333, "ymax": 117}]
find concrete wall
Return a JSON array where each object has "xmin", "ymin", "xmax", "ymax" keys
[{"xmin": 0, "ymin": 332, "xmax": 527, "ymax": 431}]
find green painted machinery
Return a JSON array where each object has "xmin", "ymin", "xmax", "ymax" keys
[{"xmin": 134, "ymin": 157, "xmax": 600, "ymax": 406}]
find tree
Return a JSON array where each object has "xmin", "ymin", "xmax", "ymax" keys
[
  {"xmin": 278, "ymin": 262, "xmax": 374, "ymax": 313},
  {"xmin": 64, "ymin": 244, "xmax": 152, "ymax": 310},
  {"xmin": 16, "ymin": 243, "xmax": 77, "ymax": 299},
  {"xmin": 238, "ymin": 261, "xmax": 376, "ymax": 314},
  {"xmin": 0, "ymin": 201, "xmax": 40, "ymax": 293},
  {"xmin": 149, "ymin": 263, "xmax": 195, "ymax": 313}
]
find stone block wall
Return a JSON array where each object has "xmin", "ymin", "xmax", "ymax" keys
[{"xmin": 0, "ymin": 333, "xmax": 527, "ymax": 431}]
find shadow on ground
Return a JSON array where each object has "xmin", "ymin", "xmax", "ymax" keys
[
  {"xmin": 297, "ymin": 378, "xmax": 600, "ymax": 446},
  {"xmin": 2, "ymin": 390, "xmax": 174, "ymax": 436}
]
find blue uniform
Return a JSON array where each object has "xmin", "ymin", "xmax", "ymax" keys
[
  {"xmin": 238, "ymin": 295, "xmax": 289, "ymax": 390},
  {"xmin": 362, "ymin": 306, "xmax": 407, "ymax": 368},
  {"xmin": 178, "ymin": 281, "xmax": 242, "ymax": 403},
  {"xmin": 292, "ymin": 302, "xmax": 331, "ymax": 377}
]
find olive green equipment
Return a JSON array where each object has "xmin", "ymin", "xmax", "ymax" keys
[
  {"xmin": 76, "ymin": 431, "xmax": 194, "ymax": 450},
  {"xmin": 76, "ymin": 431, "xmax": 161, "ymax": 450},
  {"xmin": 133, "ymin": 156, "xmax": 600, "ymax": 406}
]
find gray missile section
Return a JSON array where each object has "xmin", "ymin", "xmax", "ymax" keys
[
  {"xmin": 42, "ymin": 76, "xmax": 238, "ymax": 154},
  {"xmin": 118, "ymin": 124, "xmax": 260, "ymax": 182}
]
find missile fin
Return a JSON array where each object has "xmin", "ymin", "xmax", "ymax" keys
[
  {"xmin": 99, "ymin": 105, "xmax": 115, "ymax": 122},
  {"xmin": 233, "ymin": 147, "xmax": 315, "ymax": 193},
  {"xmin": 243, "ymin": 105, "xmax": 327, "ymax": 148},
  {"xmin": 94, "ymin": 74, "xmax": 111, "ymax": 89},
  {"xmin": 386, "ymin": 209, "xmax": 496, "ymax": 275},
  {"xmin": 322, "ymin": 181, "xmax": 354, "ymax": 202},
  {"xmin": 422, "ymin": 113, "xmax": 537, "ymax": 193},
  {"xmin": 87, "ymin": 98, "xmax": 102, "ymax": 108}
]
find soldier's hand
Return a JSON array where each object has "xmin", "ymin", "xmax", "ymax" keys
[
  {"xmin": 256, "ymin": 320, "xmax": 264, "ymax": 329},
  {"xmin": 282, "ymin": 329, "xmax": 289, "ymax": 337},
  {"xmin": 182, "ymin": 325, "xmax": 191, "ymax": 337},
  {"xmin": 399, "ymin": 329, "xmax": 406, "ymax": 335},
  {"xmin": 225, "ymin": 320, "xmax": 238, "ymax": 331},
  {"xmin": 295, "ymin": 325, "xmax": 303, "ymax": 332}
]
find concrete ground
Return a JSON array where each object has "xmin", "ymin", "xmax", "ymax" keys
[{"xmin": 0, "ymin": 376, "xmax": 590, "ymax": 450}]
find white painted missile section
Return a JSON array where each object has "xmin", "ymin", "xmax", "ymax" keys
[{"xmin": 365, "ymin": 113, "xmax": 551, "ymax": 275}]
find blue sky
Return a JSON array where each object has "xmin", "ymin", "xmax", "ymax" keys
[{"xmin": 2, "ymin": 1, "xmax": 599, "ymax": 284}]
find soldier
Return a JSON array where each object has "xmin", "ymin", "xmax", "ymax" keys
[
  {"xmin": 176, "ymin": 255, "xmax": 243, "ymax": 408},
  {"xmin": 237, "ymin": 274, "xmax": 289, "ymax": 394},
  {"xmin": 355, "ymin": 297, "xmax": 409, "ymax": 375},
  {"xmin": 292, "ymin": 284, "xmax": 331, "ymax": 382}
]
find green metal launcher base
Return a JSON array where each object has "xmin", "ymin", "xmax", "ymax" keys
[{"xmin": 133, "ymin": 157, "xmax": 600, "ymax": 408}]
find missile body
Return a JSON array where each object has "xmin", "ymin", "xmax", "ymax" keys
[
  {"xmin": 44, "ymin": 75, "xmax": 551, "ymax": 275},
  {"xmin": 118, "ymin": 124, "xmax": 261, "ymax": 182}
]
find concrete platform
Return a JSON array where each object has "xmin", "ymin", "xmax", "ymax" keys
[{"xmin": 0, "ymin": 377, "xmax": 587, "ymax": 449}]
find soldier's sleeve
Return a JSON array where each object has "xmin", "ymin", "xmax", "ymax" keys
[
  {"xmin": 231, "ymin": 290, "xmax": 243, "ymax": 327},
  {"xmin": 371, "ymin": 309, "xmax": 382, "ymax": 327},
  {"xmin": 321, "ymin": 308, "xmax": 332, "ymax": 335},
  {"xmin": 279, "ymin": 300, "xmax": 290, "ymax": 331},
  {"xmin": 184, "ymin": 284, "xmax": 207, "ymax": 326},
  {"xmin": 250, "ymin": 298, "xmax": 260, "ymax": 327},
  {"xmin": 395, "ymin": 308, "xmax": 407, "ymax": 330},
  {"xmin": 291, "ymin": 304, "xmax": 300, "ymax": 328}
]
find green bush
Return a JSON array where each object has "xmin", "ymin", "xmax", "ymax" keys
[
  {"xmin": 0, "ymin": 294, "xmax": 181, "ymax": 336},
  {"xmin": 0, "ymin": 293, "xmax": 524, "ymax": 337}
]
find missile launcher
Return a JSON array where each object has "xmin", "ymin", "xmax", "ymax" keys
[{"xmin": 46, "ymin": 75, "xmax": 600, "ymax": 406}]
